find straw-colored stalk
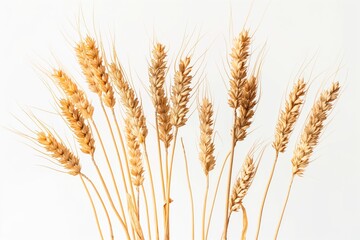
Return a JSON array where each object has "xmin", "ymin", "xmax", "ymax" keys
[
  {"xmin": 149, "ymin": 43, "xmax": 172, "ymax": 202},
  {"xmin": 274, "ymin": 82, "xmax": 340, "ymax": 239},
  {"xmin": 224, "ymin": 29, "xmax": 255, "ymax": 240},
  {"xmin": 165, "ymin": 56, "xmax": 193, "ymax": 240},
  {"xmin": 255, "ymin": 79, "xmax": 306, "ymax": 239}
]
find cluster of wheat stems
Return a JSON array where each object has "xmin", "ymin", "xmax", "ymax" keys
[{"xmin": 27, "ymin": 28, "xmax": 340, "ymax": 240}]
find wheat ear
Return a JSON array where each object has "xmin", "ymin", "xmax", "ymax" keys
[
  {"xmin": 60, "ymin": 98, "xmax": 95, "ymax": 156},
  {"xmin": 274, "ymin": 82, "xmax": 340, "ymax": 240},
  {"xmin": 255, "ymin": 79, "xmax": 307, "ymax": 239},
  {"xmin": 223, "ymin": 30, "xmax": 253, "ymax": 240},
  {"xmin": 52, "ymin": 69, "xmax": 94, "ymax": 119},
  {"xmin": 199, "ymin": 97, "xmax": 216, "ymax": 240},
  {"xmin": 228, "ymin": 30, "xmax": 250, "ymax": 109},
  {"xmin": 165, "ymin": 56, "xmax": 193, "ymax": 240},
  {"xmin": 149, "ymin": 43, "xmax": 172, "ymax": 202}
]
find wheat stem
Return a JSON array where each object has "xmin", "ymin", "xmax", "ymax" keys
[
  {"xmin": 143, "ymin": 142, "xmax": 160, "ymax": 240},
  {"xmin": 255, "ymin": 152, "xmax": 279, "ymax": 239},
  {"xmin": 223, "ymin": 110, "xmax": 237, "ymax": 239},
  {"xmin": 155, "ymin": 113, "xmax": 166, "ymax": 201},
  {"xmin": 164, "ymin": 127, "xmax": 179, "ymax": 240},
  {"xmin": 81, "ymin": 173, "xmax": 115, "ymax": 240},
  {"xmin": 202, "ymin": 175, "xmax": 210, "ymax": 240},
  {"xmin": 206, "ymin": 151, "xmax": 231, "ymax": 240},
  {"xmin": 99, "ymin": 102, "xmax": 129, "ymax": 221},
  {"xmin": 141, "ymin": 185, "xmax": 152, "ymax": 240},
  {"xmin": 89, "ymin": 120, "xmax": 127, "ymax": 226},
  {"xmin": 274, "ymin": 175, "xmax": 294, "ymax": 240},
  {"xmin": 79, "ymin": 174, "xmax": 105, "ymax": 240},
  {"xmin": 180, "ymin": 138, "xmax": 194, "ymax": 240}
]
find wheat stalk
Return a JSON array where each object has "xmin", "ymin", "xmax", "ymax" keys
[
  {"xmin": 198, "ymin": 97, "xmax": 216, "ymax": 240},
  {"xmin": 255, "ymin": 79, "xmax": 307, "ymax": 239},
  {"xmin": 274, "ymin": 81, "xmax": 340, "ymax": 239}
]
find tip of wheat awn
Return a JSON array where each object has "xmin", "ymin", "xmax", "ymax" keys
[{"xmin": 291, "ymin": 81, "xmax": 340, "ymax": 176}]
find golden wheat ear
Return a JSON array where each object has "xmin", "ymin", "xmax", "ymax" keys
[
  {"xmin": 37, "ymin": 131, "xmax": 81, "ymax": 176},
  {"xmin": 149, "ymin": 43, "xmax": 173, "ymax": 148},
  {"xmin": 228, "ymin": 30, "xmax": 251, "ymax": 109},
  {"xmin": 52, "ymin": 69, "xmax": 94, "ymax": 119},
  {"xmin": 199, "ymin": 97, "xmax": 216, "ymax": 175},
  {"xmin": 273, "ymin": 78, "xmax": 307, "ymax": 153},
  {"xmin": 59, "ymin": 98, "xmax": 95, "ymax": 156},
  {"xmin": 291, "ymin": 81, "xmax": 340, "ymax": 176}
]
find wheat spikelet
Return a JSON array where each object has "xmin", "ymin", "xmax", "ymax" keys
[
  {"xmin": 170, "ymin": 57, "xmax": 193, "ymax": 128},
  {"xmin": 60, "ymin": 98, "xmax": 95, "ymax": 156},
  {"xmin": 149, "ymin": 43, "xmax": 173, "ymax": 148},
  {"xmin": 52, "ymin": 69, "xmax": 94, "ymax": 118},
  {"xmin": 230, "ymin": 154, "xmax": 256, "ymax": 212},
  {"xmin": 234, "ymin": 75, "xmax": 258, "ymax": 142},
  {"xmin": 37, "ymin": 131, "xmax": 81, "ymax": 176},
  {"xmin": 109, "ymin": 62, "xmax": 148, "ymax": 143},
  {"xmin": 125, "ymin": 118, "xmax": 144, "ymax": 187},
  {"xmin": 76, "ymin": 37, "xmax": 115, "ymax": 108},
  {"xmin": 228, "ymin": 30, "xmax": 251, "ymax": 109},
  {"xmin": 273, "ymin": 79, "xmax": 307, "ymax": 153},
  {"xmin": 291, "ymin": 82, "xmax": 340, "ymax": 176},
  {"xmin": 199, "ymin": 98, "xmax": 216, "ymax": 175}
]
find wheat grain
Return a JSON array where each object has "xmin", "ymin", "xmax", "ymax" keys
[
  {"xmin": 273, "ymin": 79, "xmax": 307, "ymax": 153},
  {"xmin": 60, "ymin": 98, "xmax": 95, "ymax": 156},
  {"xmin": 228, "ymin": 30, "xmax": 251, "ymax": 109},
  {"xmin": 37, "ymin": 131, "xmax": 81, "ymax": 176},
  {"xmin": 291, "ymin": 82, "xmax": 340, "ymax": 176},
  {"xmin": 199, "ymin": 98, "xmax": 216, "ymax": 175}
]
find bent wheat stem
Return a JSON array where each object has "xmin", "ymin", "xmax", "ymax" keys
[{"xmin": 240, "ymin": 203, "xmax": 248, "ymax": 240}]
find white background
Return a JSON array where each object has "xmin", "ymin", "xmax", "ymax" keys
[{"xmin": 0, "ymin": 0, "xmax": 359, "ymax": 239}]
